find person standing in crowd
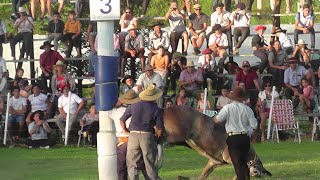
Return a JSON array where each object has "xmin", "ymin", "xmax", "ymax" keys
[
  {"xmin": 188, "ymin": 3, "xmax": 208, "ymax": 55},
  {"xmin": 120, "ymin": 85, "xmax": 164, "ymax": 180},
  {"xmin": 272, "ymin": 27, "xmax": 293, "ymax": 54},
  {"xmin": 119, "ymin": 7, "xmax": 138, "ymax": 53},
  {"xmin": 0, "ymin": 18, "xmax": 7, "ymax": 57},
  {"xmin": 165, "ymin": 0, "xmax": 188, "ymax": 55},
  {"xmin": 214, "ymin": 87, "xmax": 257, "ymax": 180},
  {"xmin": 39, "ymin": 41, "xmax": 64, "ymax": 93},
  {"xmin": 86, "ymin": 21, "xmax": 97, "ymax": 51},
  {"xmin": 148, "ymin": 22, "xmax": 170, "ymax": 62},
  {"xmin": 47, "ymin": 12, "xmax": 64, "ymax": 51}
]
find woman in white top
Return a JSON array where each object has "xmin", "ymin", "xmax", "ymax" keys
[
  {"xmin": 119, "ymin": 7, "xmax": 138, "ymax": 52},
  {"xmin": 0, "ymin": 18, "xmax": 7, "ymax": 57}
]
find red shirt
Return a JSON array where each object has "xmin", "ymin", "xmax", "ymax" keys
[
  {"xmin": 40, "ymin": 50, "xmax": 63, "ymax": 72},
  {"xmin": 235, "ymin": 69, "xmax": 258, "ymax": 89},
  {"xmin": 56, "ymin": 75, "xmax": 67, "ymax": 91}
]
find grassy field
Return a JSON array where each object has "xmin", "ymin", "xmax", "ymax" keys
[{"xmin": 1, "ymin": 141, "xmax": 320, "ymax": 179}]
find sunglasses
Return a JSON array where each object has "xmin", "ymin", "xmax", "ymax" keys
[
  {"xmin": 125, "ymin": 11, "xmax": 131, "ymax": 14},
  {"xmin": 194, "ymin": 8, "xmax": 201, "ymax": 11},
  {"xmin": 243, "ymin": 65, "xmax": 250, "ymax": 68},
  {"xmin": 265, "ymin": 84, "xmax": 271, "ymax": 87}
]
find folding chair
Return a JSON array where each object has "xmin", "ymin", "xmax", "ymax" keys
[
  {"xmin": 77, "ymin": 126, "xmax": 90, "ymax": 147},
  {"xmin": 271, "ymin": 99, "xmax": 301, "ymax": 143}
]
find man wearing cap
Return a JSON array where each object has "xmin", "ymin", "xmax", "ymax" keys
[
  {"xmin": 54, "ymin": 85, "xmax": 85, "ymax": 138},
  {"xmin": 136, "ymin": 64, "xmax": 164, "ymax": 93},
  {"xmin": 252, "ymin": 25, "xmax": 272, "ymax": 74},
  {"xmin": 214, "ymin": 87, "xmax": 257, "ymax": 180},
  {"xmin": 168, "ymin": 52, "xmax": 187, "ymax": 96},
  {"xmin": 294, "ymin": 4, "xmax": 315, "ymax": 49},
  {"xmin": 272, "ymin": 27, "xmax": 293, "ymax": 54},
  {"xmin": 231, "ymin": 3, "xmax": 250, "ymax": 55},
  {"xmin": 179, "ymin": 61, "xmax": 204, "ymax": 96},
  {"xmin": 188, "ymin": 3, "xmax": 208, "ymax": 55},
  {"xmin": 10, "ymin": 7, "xmax": 34, "ymax": 61},
  {"xmin": 120, "ymin": 85, "xmax": 164, "ymax": 180},
  {"xmin": 39, "ymin": 41, "xmax": 64, "ymax": 93},
  {"xmin": 208, "ymin": 24, "xmax": 229, "ymax": 74},
  {"xmin": 165, "ymin": 0, "xmax": 188, "ymax": 55},
  {"xmin": 121, "ymin": 24, "xmax": 145, "ymax": 79},
  {"xmin": 148, "ymin": 22, "xmax": 170, "ymax": 62},
  {"xmin": 209, "ymin": 3, "xmax": 233, "ymax": 54}
]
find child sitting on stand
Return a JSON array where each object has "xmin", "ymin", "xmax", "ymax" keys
[
  {"xmin": 197, "ymin": 92, "xmax": 211, "ymax": 112},
  {"xmin": 79, "ymin": 103, "xmax": 99, "ymax": 147}
]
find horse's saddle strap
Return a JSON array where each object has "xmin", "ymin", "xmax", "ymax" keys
[{"xmin": 228, "ymin": 131, "xmax": 247, "ymax": 136}]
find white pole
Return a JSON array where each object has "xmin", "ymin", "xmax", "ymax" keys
[
  {"xmin": 267, "ymin": 86, "xmax": 276, "ymax": 139},
  {"xmin": 3, "ymin": 92, "xmax": 10, "ymax": 145},
  {"xmin": 64, "ymin": 91, "xmax": 71, "ymax": 145},
  {"xmin": 203, "ymin": 88, "xmax": 207, "ymax": 114}
]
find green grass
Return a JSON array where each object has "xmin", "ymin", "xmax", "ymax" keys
[{"xmin": 1, "ymin": 141, "xmax": 320, "ymax": 179}]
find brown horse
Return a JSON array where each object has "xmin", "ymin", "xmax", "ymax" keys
[{"xmin": 163, "ymin": 105, "xmax": 272, "ymax": 179}]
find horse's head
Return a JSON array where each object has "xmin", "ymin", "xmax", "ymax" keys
[{"xmin": 247, "ymin": 151, "xmax": 272, "ymax": 177}]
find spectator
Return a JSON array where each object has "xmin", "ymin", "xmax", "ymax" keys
[
  {"xmin": 150, "ymin": 46, "xmax": 169, "ymax": 80},
  {"xmin": 168, "ymin": 52, "xmax": 186, "ymax": 96},
  {"xmin": 75, "ymin": 0, "xmax": 84, "ymax": 17},
  {"xmin": 188, "ymin": 3, "xmax": 208, "ymax": 55},
  {"xmin": 47, "ymin": 12, "xmax": 64, "ymax": 51},
  {"xmin": 121, "ymin": 75, "xmax": 138, "ymax": 94},
  {"xmin": 0, "ymin": 18, "xmax": 7, "ymax": 57},
  {"xmin": 238, "ymin": 81, "xmax": 251, "ymax": 106},
  {"xmin": 179, "ymin": 61, "xmax": 204, "ymax": 97},
  {"xmin": 165, "ymin": 0, "xmax": 188, "ymax": 55},
  {"xmin": 54, "ymin": 85, "xmax": 85, "ymax": 138},
  {"xmin": 197, "ymin": 92, "xmax": 211, "ymax": 112},
  {"xmin": 208, "ymin": 24, "xmax": 229, "ymax": 74},
  {"xmin": 231, "ymin": 3, "xmax": 250, "ymax": 55},
  {"xmin": 256, "ymin": 81, "xmax": 279, "ymax": 142},
  {"xmin": 252, "ymin": 25, "xmax": 271, "ymax": 74},
  {"xmin": 86, "ymin": 21, "xmax": 97, "ymax": 51},
  {"xmin": 175, "ymin": 89, "xmax": 196, "ymax": 109},
  {"xmin": 39, "ymin": 41, "xmax": 63, "ymax": 93},
  {"xmin": 268, "ymin": 40, "xmax": 288, "ymax": 89},
  {"xmin": 0, "ymin": 56, "xmax": 7, "ymax": 96},
  {"xmin": 165, "ymin": 99, "xmax": 173, "ymax": 108},
  {"xmin": 136, "ymin": 64, "xmax": 164, "ymax": 92},
  {"xmin": 209, "ymin": 3, "xmax": 233, "ymax": 54},
  {"xmin": 25, "ymin": 110, "xmax": 56, "ymax": 148},
  {"xmin": 30, "ymin": 0, "xmax": 52, "ymax": 20},
  {"xmin": 198, "ymin": 48, "xmax": 217, "ymax": 90},
  {"xmin": 26, "ymin": 84, "xmax": 52, "ymax": 125},
  {"xmin": 61, "ymin": 10, "xmax": 82, "ymax": 57},
  {"xmin": 148, "ymin": 22, "xmax": 170, "ymax": 62},
  {"xmin": 79, "ymin": 103, "xmax": 99, "ymax": 147},
  {"xmin": 7, "ymin": 86, "xmax": 27, "ymax": 147},
  {"xmin": 294, "ymin": 4, "xmax": 315, "ymax": 49},
  {"xmin": 272, "ymin": 27, "xmax": 293, "ymax": 54},
  {"xmin": 216, "ymin": 86, "xmax": 232, "ymax": 111},
  {"xmin": 57, "ymin": 0, "xmax": 65, "ymax": 14},
  {"xmin": 119, "ymin": 7, "xmax": 138, "ymax": 53},
  {"xmin": 10, "ymin": 7, "xmax": 34, "ymax": 62},
  {"xmin": 11, "ymin": 0, "xmax": 29, "ymax": 20},
  {"xmin": 296, "ymin": 77, "xmax": 315, "ymax": 113},
  {"xmin": 292, "ymin": 39, "xmax": 311, "ymax": 68},
  {"xmin": 212, "ymin": 0, "xmax": 231, "ymax": 12},
  {"xmin": 14, "ymin": 68, "xmax": 32, "ymax": 98},
  {"xmin": 121, "ymin": 24, "xmax": 145, "ymax": 79}
]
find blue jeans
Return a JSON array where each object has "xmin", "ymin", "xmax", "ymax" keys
[
  {"xmin": 8, "ymin": 114, "xmax": 25, "ymax": 122},
  {"xmin": 88, "ymin": 51, "xmax": 97, "ymax": 74}
]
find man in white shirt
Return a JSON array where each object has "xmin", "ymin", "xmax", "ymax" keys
[
  {"xmin": 136, "ymin": 64, "xmax": 164, "ymax": 92},
  {"xmin": 147, "ymin": 22, "xmax": 170, "ymax": 62},
  {"xmin": 208, "ymin": 24, "xmax": 229, "ymax": 74},
  {"xmin": 231, "ymin": 3, "xmax": 251, "ymax": 55},
  {"xmin": 54, "ymin": 85, "xmax": 85, "ymax": 137},
  {"xmin": 214, "ymin": 87, "xmax": 257, "ymax": 180}
]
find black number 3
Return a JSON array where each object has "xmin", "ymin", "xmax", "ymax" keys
[{"xmin": 100, "ymin": 0, "xmax": 112, "ymax": 14}]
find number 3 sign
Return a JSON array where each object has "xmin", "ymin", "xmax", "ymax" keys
[{"xmin": 90, "ymin": 0, "xmax": 120, "ymax": 20}]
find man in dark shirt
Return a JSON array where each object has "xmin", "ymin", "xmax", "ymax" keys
[
  {"xmin": 47, "ymin": 12, "xmax": 64, "ymax": 51},
  {"xmin": 120, "ymin": 85, "xmax": 164, "ymax": 180}
]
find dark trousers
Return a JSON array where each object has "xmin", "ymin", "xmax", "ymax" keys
[
  {"xmin": 0, "ymin": 35, "xmax": 4, "ymax": 57},
  {"xmin": 126, "ymin": 0, "xmax": 150, "ymax": 16},
  {"xmin": 12, "ymin": 0, "xmax": 29, "ymax": 13},
  {"xmin": 25, "ymin": 138, "xmax": 56, "ymax": 148},
  {"xmin": 294, "ymin": 28, "xmax": 315, "ymax": 48},
  {"xmin": 10, "ymin": 32, "xmax": 32, "ymax": 59},
  {"xmin": 170, "ymin": 31, "xmax": 185, "ymax": 53},
  {"xmin": 169, "ymin": 70, "xmax": 181, "ymax": 93},
  {"xmin": 83, "ymin": 121, "xmax": 99, "ymax": 146},
  {"xmin": 61, "ymin": 33, "xmax": 81, "ymax": 57},
  {"xmin": 226, "ymin": 134, "xmax": 250, "ymax": 180},
  {"xmin": 246, "ymin": 0, "xmax": 254, "ymax": 11},
  {"xmin": 121, "ymin": 50, "xmax": 145, "ymax": 80},
  {"xmin": 285, "ymin": 85, "xmax": 302, "ymax": 108},
  {"xmin": 40, "ymin": 72, "xmax": 53, "ymax": 93},
  {"xmin": 253, "ymin": 49, "xmax": 269, "ymax": 74},
  {"xmin": 203, "ymin": 71, "xmax": 218, "ymax": 89},
  {"xmin": 269, "ymin": 68, "xmax": 284, "ymax": 89},
  {"xmin": 233, "ymin": 27, "xmax": 250, "ymax": 49},
  {"xmin": 119, "ymin": 32, "xmax": 128, "ymax": 54}
]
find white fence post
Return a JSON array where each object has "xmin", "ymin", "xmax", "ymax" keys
[
  {"xmin": 3, "ymin": 93, "xmax": 11, "ymax": 145},
  {"xmin": 267, "ymin": 86, "xmax": 276, "ymax": 140},
  {"xmin": 64, "ymin": 91, "xmax": 71, "ymax": 145}
]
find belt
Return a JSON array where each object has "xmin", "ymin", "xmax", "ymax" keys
[
  {"xmin": 228, "ymin": 132, "xmax": 248, "ymax": 136},
  {"xmin": 130, "ymin": 131, "xmax": 153, "ymax": 134}
]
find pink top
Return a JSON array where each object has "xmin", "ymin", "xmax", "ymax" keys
[{"xmin": 303, "ymin": 85, "xmax": 314, "ymax": 100}]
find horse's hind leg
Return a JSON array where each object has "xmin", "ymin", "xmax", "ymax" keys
[{"xmin": 198, "ymin": 160, "xmax": 224, "ymax": 180}]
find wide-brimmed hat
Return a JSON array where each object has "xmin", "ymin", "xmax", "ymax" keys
[
  {"xmin": 202, "ymin": 48, "xmax": 213, "ymax": 55},
  {"xmin": 212, "ymin": 24, "xmax": 222, "ymax": 32},
  {"xmin": 121, "ymin": 75, "xmax": 133, "ymax": 83},
  {"xmin": 215, "ymin": 3, "xmax": 224, "ymax": 8},
  {"xmin": 242, "ymin": 60, "xmax": 251, "ymax": 67},
  {"xmin": 272, "ymin": 27, "xmax": 283, "ymax": 34},
  {"xmin": 40, "ymin": 41, "xmax": 54, "ymax": 49},
  {"xmin": 54, "ymin": 60, "xmax": 66, "ymax": 68},
  {"xmin": 127, "ymin": 24, "xmax": 137, "ymax": 31},
  {"xmin": 288, "ymin": 57, "xmax": 297, "ymax": 64},
  {"xmin": 227, "ymin": 87, "xmax": 249, "ymax": 102},
  {"xmin": 255, "ymin": 25, "xmax": 267, "ymax": 32},
  {"xmin": 193, "ymin": 4, "xmax": 201, "ymax": 9},
  {"xmin": 172, "ymin": 52, "xmax": 186, "ymax": 59},
  {"xmin": 235, "ymin": 3, "xmax": 246, "ymax": 10},
  {"xmin": 186, "ymin": 61, "xmax": 196, "ymax": 67},
  {"xmin": 119, "ymin": 89, "xmax": 141, "ymax": 104},
  {"xmin": 18, "ymin": 7, "xmax": 27, "ymax": 13},
  {"xmin": 144, "ymin": 64, "xmax": 155, "ymax": 72},
  {"xmin": 30, "ymin": 110, "xmax": 45, "ymax": 121},
  {"xmin": 139, "ymin": 85, "xmax": 163, "ymax": 101},
  {"xmin": 297, "ymin": 39, "xmax": 308, "ymax": 45},
  {"xmin": 151, "ymin": 21, "xmax": 164, "ymax": 28}
]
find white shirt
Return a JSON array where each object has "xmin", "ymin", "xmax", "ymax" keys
[
  {"xmin": 28, "ymin": 93, "xmax": 48, "ymax": 112},
  {"xmin": 14, "ymin": 17, "xmax": 34, "ymax": 33},
  {"xmin": 9, "ymin": 96, "xmax": 27, "ymax": 115},
  {"xmin": 136, "ymin": 72, "xmax": 164, "ymax": 90},
  {"xmin": 258, "ymin": 90, "xmax": 279, "ymax": 108},
  {"xmin": 0, "ymin": 20, "xmax": 7, "ymax": 35},
  {"xmin": 216, "ymin": 101, "xmax": 257, "ymax": 134},
  {"xmin": 148, "ymin": 30, "xmax": 170, "ymax": 50},
  {"xmin": 210, "ymin": 11, "xmax": 232, "ymax": 27},
  {"xmin": 295, "ymin": 11, "xmax": 314, "ymax": 28},
  {"xmin": 0, "ymin": 57, "xmax": 7, "ymax": 78},
  {"xmin": 169, "ymin": 11, "xmax": 186, "ymax": 33},
  {"xmin": 58, "ymin": 93, "xmax": 83, "ymax": 113},
  {"xmin": 198, "ymin": 55, "xmax": 216, "ymax": 71},
  {"xmin": 230, "ymin": 11, "xmax": 251, "ymax": 27},
  {"xmin": 208, "ymin": 33, "xmax": 228, "ymax": 47},
  {"xmin": 109, "ymin": 107, "xmax": 131, "ymax": 137},
  {"xmin": 119, "ymin": 17, "xmax": 138, "ymax": 32},
  {"xmin": 279, "ymin": 32, "xmax": 292, "ymax": 48},
  {"xmin": 28, "ymin": 122, "xmax": 48, "ymax": 140}
]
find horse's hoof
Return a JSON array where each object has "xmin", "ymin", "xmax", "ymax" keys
[{"xmin": 177, "ymin": 175, "xmax": 190, "ymax": 180}]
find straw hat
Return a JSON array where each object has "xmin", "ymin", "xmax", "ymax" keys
[
  {"xmin": 121, "ymin": 75, "xmax": 133, "ymax": 83},
  {"xmin": 118, "ymin": 89, "xmax": 141, "ymax": 104},
  {"xmin": 227, "ymin": 87, "xmax": 249, "ymax": 102},
  {"xmin": 40, "ymin": 41, "xmax": 54, "ymax": 49},
  {"xmin": 18, "ymin": 7, "xmax": 27, "ymax": 13},
  {"xmin": 193, "ymin": 4, "xmax": 201, "ymax": 9},
  {"xmin": 54, "ymin": 60, "xmax": 66, "ymax": 68},
  {"xmin": 172, "ymin": 52, "xmax": 186, "ymax": 59},
  {"xmin": 297, "ymin": 39, "xmax": 308, "ymax": 45},
  {"xmin": 144, "ymin": 64, "xmax": 155, "ymax": 72},
  {"xmin": 127, "ymin": 24, "xmax": 137, "ymax": 31},
  {"xmin": 139, "ymin": 85, "xmax": 163, "ymax": 101},
  {"xmin": 186, "ymin": 61, "xmax": 196, "ymax": 67}
]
